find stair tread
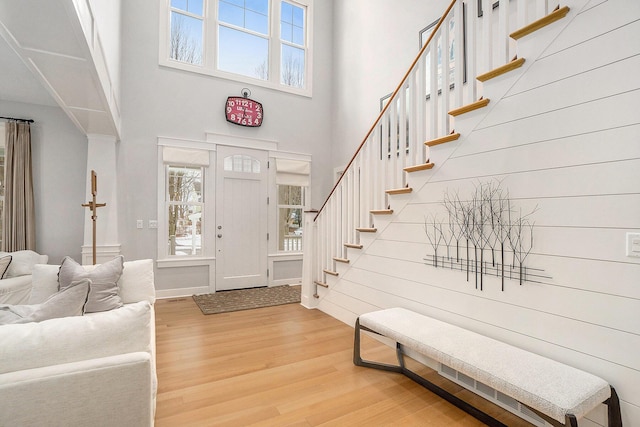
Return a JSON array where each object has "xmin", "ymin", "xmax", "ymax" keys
[
  {"xmin": 333, "ymin": 257, "xmax": 350, "ymax": 264},
  {"xmin": 449, "ymin": 99, "xmax": 490, "ymax": 117},
  {"xmin": 371, "ymin": 209, "xmax": 393, "ymax": 215},
  {"xmin": 477, "ymin": 58, "xmax": 526, "ymax": 82},
  {"xmin": 344, "ymin": 243, "xmax": 364, "ymax": 249},
  {"xmin": 404, "ymin": 163, "xmax": 435, "ymax": 172},
  {"xmin": 323, "ymin": 269, "xmax": 339, "ymax": 276},
  {"xmin": 356, "ymin": 227, "xmax": 377, "ymax": 233},
  {"xmin": 510, "ymin": 6, "xmax": 570, "ymax": 40},
  {"xmin": 425, "ymin": 133, "xmax": 461, "ymax": 147},
  {"xmin": 386, "ymin": 187, "xmax": 413, "ymax": 195},
  {"xmin": 314, "ymin": 281, "xmax": 329, "ymax": 288}
]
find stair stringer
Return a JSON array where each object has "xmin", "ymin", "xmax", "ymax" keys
[{"xmin": 314, "ymin": 2, "xmax": 589, "ymax": 328}]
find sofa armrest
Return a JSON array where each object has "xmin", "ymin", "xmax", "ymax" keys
[{"xmin": 0, "ymin": 352, "xmax": 154, "ymax": 427}]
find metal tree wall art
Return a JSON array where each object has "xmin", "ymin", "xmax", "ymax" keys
[{"xmin": 423, "ymin": 181, "xmax": 548, "ymax": 290}]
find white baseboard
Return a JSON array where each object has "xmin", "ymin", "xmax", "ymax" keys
[{"xmin": 155, "ymin": 286, "xmax": 209, "ymax": 299}]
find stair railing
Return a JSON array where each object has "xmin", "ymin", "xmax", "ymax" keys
[{"xmin": 303, "ymin": 0, "xmax": 562, "ymax": 299}]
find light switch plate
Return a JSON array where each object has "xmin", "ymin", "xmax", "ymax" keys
[
  {"xmin": 149, "ymin": 220, "xmax": 158, "ymax": 229},
  {"xmin": 136, "ymin": 220, "xmax": 144, "ymax": 229},
  {"xmin": 626, "ymin": 233, "xmax": 640, "ymax": 258}
]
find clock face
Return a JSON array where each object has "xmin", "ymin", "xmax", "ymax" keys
[{"xmin": 225, "ymin": 96, "xmax": 263, "ymax": 127}]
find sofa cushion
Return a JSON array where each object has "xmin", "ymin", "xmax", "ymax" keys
[
  {"xmin": 0, "ymin": 279, "xmax": 90, "ymax": 325},
  {"xmin": 0, "ymin": 255, "xmax": 12, "ymax": 279},
  {"xmin": 30, "ymin": 259, "xmax": 155, "ymax": 305},
  {"xmin": 58, "ymin": 256, "xmax": 124, "ymax": 313},
  {"xmin": 0, "ymin": 250, "xmax": 48, "ymax": 278},
  {"xmin": 0, "ymin": 300, "xmax": 152, "ymax": 375}
]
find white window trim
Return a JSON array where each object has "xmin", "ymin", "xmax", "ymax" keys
[
  {"xmin": 158, "ymin": 0, "xmax": 314, "ymax": 98},
  {"xmin": 157, "ymin": 138, "xmax": 216, "ymax": 267},
  {"xmin": 157, "ymin": 136, "xmax": 311, "ymax": 270}
]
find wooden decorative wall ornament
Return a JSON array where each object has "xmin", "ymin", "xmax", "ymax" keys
[{"xmin": 423, "ymin": 180, "xmax": 548, "ymax": 290}]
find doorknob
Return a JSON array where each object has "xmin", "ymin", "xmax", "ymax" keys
[{"xmin": 217, "ymin": 234, "xmax": 223, "ymax": 238}]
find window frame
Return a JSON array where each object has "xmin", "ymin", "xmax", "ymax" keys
[
  {"xmin": 165, "ymin": 164, "xmax": 205, "ymax": 257},
  {"xmin": 157, "ymin": 141, "xmax": 215, "ymax": 267},
  {"xmin": 277, "ymin": 184, "xmax": 306, "ymax": 253},
  {"xmin": 159, "ymin": 0, "xmax": 314, "ymax": 97}
]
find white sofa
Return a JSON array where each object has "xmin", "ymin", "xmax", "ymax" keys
[
  {"xmin": 0, "ymin": 250, "xmax": 49, "ymax": 304},
  {"xmin": 0, "ymin": 258, "xmax": 157, "ymax": 427}
]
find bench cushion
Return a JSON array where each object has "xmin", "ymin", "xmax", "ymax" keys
[{"xmin": 359, "ymin": 308, "xmax": 610, "ymax": 423}]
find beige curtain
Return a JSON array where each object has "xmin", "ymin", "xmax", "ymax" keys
[{"xmin": 2, "ymin": 122, "xmax": 35, "ymax": 251}]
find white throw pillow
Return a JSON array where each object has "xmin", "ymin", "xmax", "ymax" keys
[
  {"xmin": 29, "ymin": 264, "xmax": 61, "ymax": 304},
  {"xmin": 0, "ymin": 250, "xmax": 47, "ymax": 278},
  {"xmin": 0, "ymin": 255, "xmax": 12, "ymax": 279},
  {"xmin": 0, "ymin": 279, "xmax": 90, "ymax": 325},
  {"xmin": 58, "ymin": 256, "xmax": 124, "ymax": 313},
  {"xmin": 119, "ymin": 259, "xmax": 156, "ymax": 304}
]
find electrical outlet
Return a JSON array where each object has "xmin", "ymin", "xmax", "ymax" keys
[
  {"xmin": 149, "ymin": 220, "xmax": 158, "ymax": 229},
  {"xmin": 627, "ymin": 233, "xmax": 640, "ymax": 258},
  {"xmin": 136, "ymin": 220, "xmax": 144, "ymax": 229}
]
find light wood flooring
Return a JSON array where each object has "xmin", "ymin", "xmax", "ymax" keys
[{"xmin": 154, "ymin": 298, "xmax": 535, "ymax": 427}]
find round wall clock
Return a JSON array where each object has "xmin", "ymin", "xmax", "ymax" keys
[{"xmin": 225, "ymin": 96, "xmax": 263, "ymax": 127}]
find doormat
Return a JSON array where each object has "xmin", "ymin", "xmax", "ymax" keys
[{"xmin": 192, "ymin": 285, "xmax": 301, "ymax": 315}]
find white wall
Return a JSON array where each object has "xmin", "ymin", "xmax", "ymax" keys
[
  {"xmin": 318, "ymin": 0, "xmax": 640, "ymax": 425},
  {"xmin": 331, "ymin": 0, "xmax": 450, "ymax": 168},
  {"xmin": 0, "ymin": 100, "xmax": 87, "ymax": 263},
  {"xmin": 118, "ymin": 0, "xmax": 335, "ymax": 291}
]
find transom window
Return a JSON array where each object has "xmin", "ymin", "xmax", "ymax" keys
[
  {"xmin": 223, "ymin": 154, "xmax": 260, "ymax": 173},
  {"xmin": 160, "ymin": 0, "xmax": 313, "ymax": 96}
]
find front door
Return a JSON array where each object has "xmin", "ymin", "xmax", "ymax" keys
[{"xmin": 215, "ymin": 145, "xmax": 268, "ymax": 291}]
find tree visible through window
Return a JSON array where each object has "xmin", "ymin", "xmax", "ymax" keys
[
  {"xmin": 170, "ymin": 0, "xmax": 204, "ymax": 65},
  {"xmin": 162, "ymin": 0, "xmax": 311, "ymax": 94},
  {"xmin": 278, "ymin": 185, "xmax": 304, "ymax": 251},
  {"xmin": 167, "ymin": 165, "xmax": 203, "ymax": 256}
]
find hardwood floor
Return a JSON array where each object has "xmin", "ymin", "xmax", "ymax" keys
[{"xmin": 154, "ymin": 298, "xmax": 535, "ymax": 427}]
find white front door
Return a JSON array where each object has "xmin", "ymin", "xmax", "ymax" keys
[{"xmin": 215, "ymin": 146, "xmax": 268, "ymax": 291}]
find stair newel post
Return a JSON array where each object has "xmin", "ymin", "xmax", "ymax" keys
[
  {"xmin": 414, "ymin": 56, "xmax": 427, "ymax": 165},
  {"xmin": 340, "ymin": 176, "xmax": 348, "ymax": 259},
  {"xmin": 441, "ymin": 15, "xmax": 451, "ymax": 135},
  {"xmin": 398, "ymin": 83, "xmax": 408, "ymax": 183},
  {"xmin": 361, "ymin": 140, "xmax": 371, "ymax": 227},
  {"xmin": 497, "ymin": 0, "xmax": 511, "ymax": 64},
  {"xmin": 301, "ymin": 209, "xmax": 319, "ymax": 307},
  {"xmin": 453, "ymin": 0, "xmax": 464, "ymax": 108},
  {"xmin": 481, "ymin": 0, "xmax": 494, "ymax": 74}
]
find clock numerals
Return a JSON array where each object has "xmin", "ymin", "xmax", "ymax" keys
[{"xmin": 225, "ymin": 96, "xmax": 263, "ymax": 127}]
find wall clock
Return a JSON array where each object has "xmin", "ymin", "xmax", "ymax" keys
[{"xmin": 225, "ymin": 94, "xmax": 263, "ymax": 127}]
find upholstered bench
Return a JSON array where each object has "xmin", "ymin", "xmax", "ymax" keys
[{"xmin": 354, "ymin": 308, "xmax": 622, "ymax": 427}]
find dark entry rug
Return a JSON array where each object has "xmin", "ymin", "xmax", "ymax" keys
[{"xmin": 192, "ymin": 285, "xmax": 301, "ymax": 315}]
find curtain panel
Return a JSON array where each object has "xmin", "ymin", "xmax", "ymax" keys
[{"xmin": 3, "ymin": 122, "xmax": 35, "ymax": 251}]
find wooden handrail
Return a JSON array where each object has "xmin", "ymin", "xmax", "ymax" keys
[{"xmin": 314, "ymin": 0, "xmax": 459, "ymax": 220}]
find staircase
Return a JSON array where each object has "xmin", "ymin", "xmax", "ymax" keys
[{"xmin": 302, "ymin": 0, "xmax": 570, "ymax": 306}]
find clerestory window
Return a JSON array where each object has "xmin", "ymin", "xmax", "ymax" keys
[{"xmin": 160, "ymin": 0, "xmax": 313, "ymax": 96}]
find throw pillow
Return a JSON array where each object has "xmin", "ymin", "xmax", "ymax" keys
[
  {"xmin": 0, "ymin": 278, "xmax": 90, "ymax": 324},
  {"xmin": 0, "ymin": 250, "xmax": 44, "ymax": 278},
  {"xmin": 58, "ymin": 256, "xmax": 124, "ymax": 313},
  {"xmin": 0, "ymin": 255, "xmax": 12, "ymax": 279}
]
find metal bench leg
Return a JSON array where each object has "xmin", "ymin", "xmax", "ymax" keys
[
  {"xmin": 607, "ymin": 387, "xmax": 623, "ymax": 427},
  {"xmin": 353, "ymin": 318, "xmax": 402, "ymax": 373},
  {"xmin": 565, "ymin": 415, "xmax": 578, "ymax": 427}
]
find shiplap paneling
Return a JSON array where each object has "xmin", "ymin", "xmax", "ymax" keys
[{"xmin": 317, "ymin": 0, "xmax": 640, "ymax": 424}]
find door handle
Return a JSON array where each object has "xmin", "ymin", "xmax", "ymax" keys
[{"xmin": 217, "ymin": 234, "xmax": 223, "ymax": 238}]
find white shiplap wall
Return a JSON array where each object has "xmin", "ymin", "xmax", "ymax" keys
[{"xmin": 316, "ymin": 1, "xmax": 640, "ymax": 425}]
